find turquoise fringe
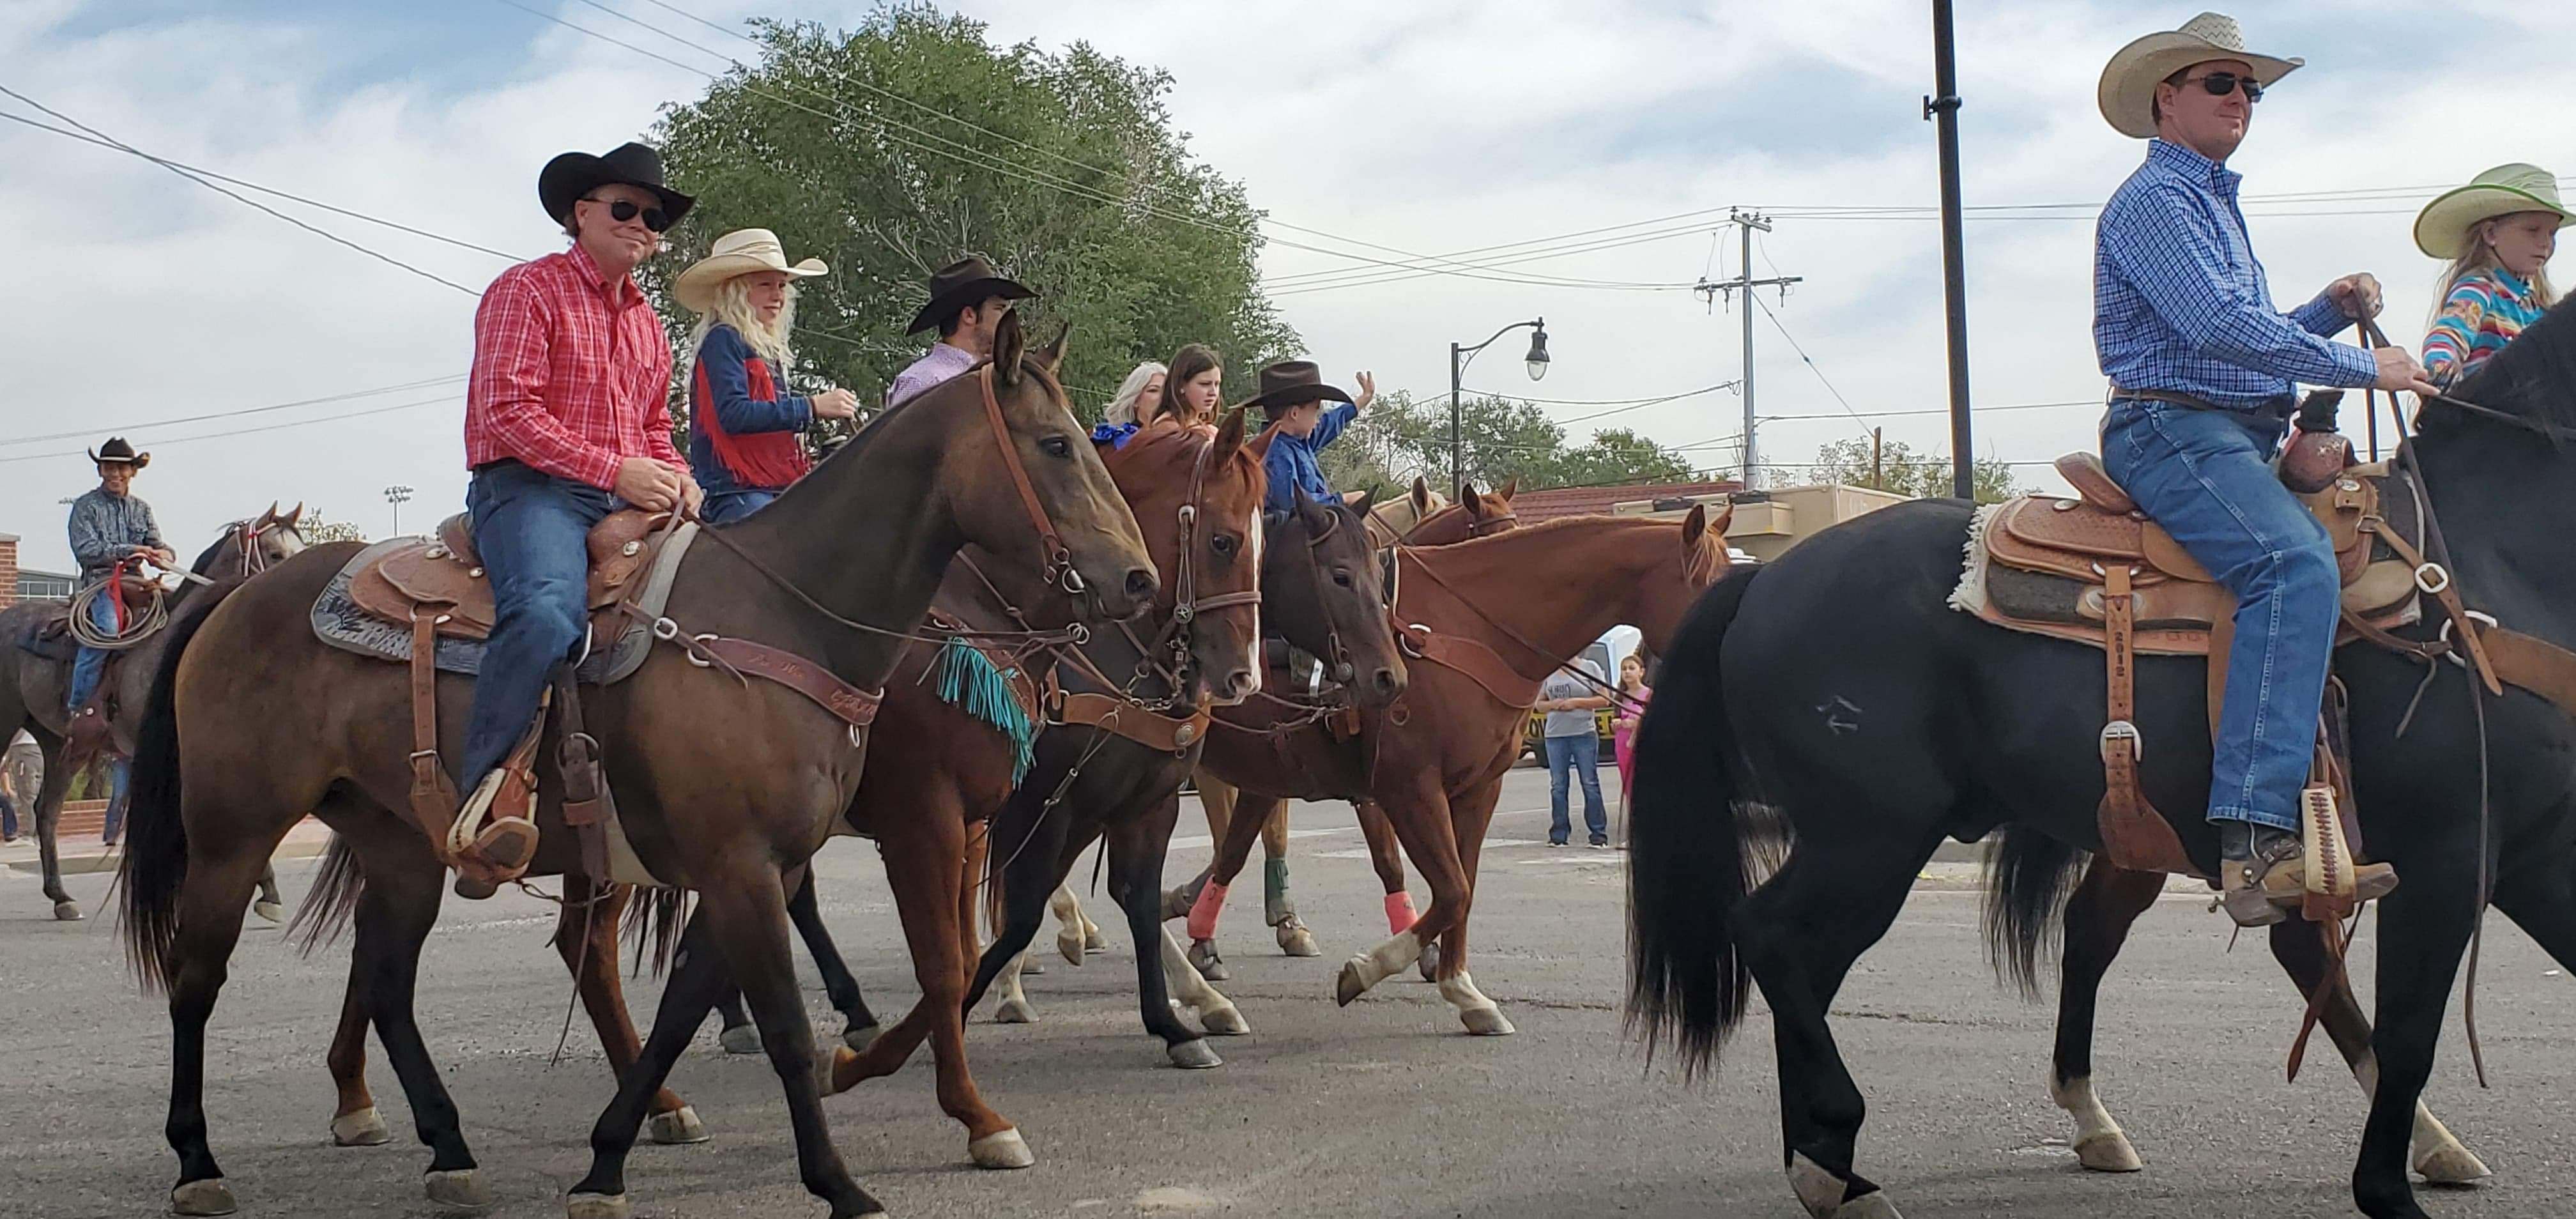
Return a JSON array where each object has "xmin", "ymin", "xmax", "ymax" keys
[{"xmin": 931, "ymin": 636, "xmax": 1035, "ymax": 785}]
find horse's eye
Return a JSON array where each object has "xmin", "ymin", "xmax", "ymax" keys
[
  {"xmin": 1211, "ymin": 533, "xmax": 1238, "ymax": 556},
  {"xmin": 1039, "ymin": 436, "xmax": 1073, "ymax": 459},
  {"xmin": 1331, "ymin": 568, "xmax": 1353, "ymax": 588}
]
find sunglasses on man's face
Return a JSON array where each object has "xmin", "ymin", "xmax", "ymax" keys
[
  {"xmin": 2179, "ymin": 71, "xmax": 2264, "ymax": 102},
  {"xmin": 583, "ymin": 195, "xmax": 673, "ymax": 233}
]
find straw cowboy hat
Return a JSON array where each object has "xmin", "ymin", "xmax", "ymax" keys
[
  {"xmin": 88, "ymin": 436, "xmax": 150, "ymax": 470},
  {"xmin": 673, "ymin": 229, "xmax": 830, "ymax": 312},
  {"xmin": 906, "ymin": 256, "xmax": 1037, "ymax": 335},
  {"xmin": 537, "ymin": 141, "xmax": 696, "ymax": 229},
  {"xmin": 2097, "ymin": 12, "xmax": 2303, "ymax": 139},
  {"xmin": 1241, "ymin": 360, "xmax": 1353, "ymax": 415},
  {"xmin": 2414, "ymin": 164, "xmax": 2574, "ymax": 259}
]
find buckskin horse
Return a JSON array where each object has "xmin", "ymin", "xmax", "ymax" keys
[
  {"xmin": 1625, "ymin": 307, "xmax": 2576, "ymax": 1219},
  {"xmin": 1184, "ymin": 505, "xmax": 1727, "ymax": 1035},
  {"xmin": 115, "ymin": 314, "xmax": 1156, "ymax": 1219},
  {"xmin": 0, "ymin": 506, "xmax": 304, "ymax": 921}
]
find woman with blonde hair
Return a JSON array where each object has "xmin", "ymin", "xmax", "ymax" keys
[
  {"xmin": 2416, "ymin": 164, "xmax": 2569, "ymax": 387},
  {"xmin": 674, "ymin": 228, "xmax": 859, "ymax": 523},
  {"xmin": 1091, "ymin": 360, "xmax": 1167, "ymax": 450}
]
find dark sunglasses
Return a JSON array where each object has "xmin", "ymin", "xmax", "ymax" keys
[
  {"xmin": 582, "ymin": 195, "xmax": 673, "ymax": 233},
  {"xmin": 2180, "ymin": 71, "xmax": 2264, "ymax": 102}
]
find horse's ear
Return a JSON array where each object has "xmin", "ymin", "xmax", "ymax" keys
[
  {"xmin": 1409, "ymin": 476, "xmax": 1431, "ymax": 517},
  {"xmin": 1499, "ymin": 477, "xmax": 1518, "ymax": 501},
  {"xmin": 1213, "ymin": 405, "xmax": 1247, "ymax": 457},
  {"xmin": 251, "ymin": 505, "xmax": 273, "ymax": 530},
  {"xmin": 992, "ymin": 309, "xmax": 1027, "ymax": 389},
  {"xmin": 1036, "ymin": 322, "xmax": 1070, "ymax": 373},
  {"xmin": 286, "ymin": 503, "xmax": 304, "ymax": 525},
  {"xmin": 1466, "ymin": 486, "xmax": 1491, "ymax": 519},
  {"xmin": 1708, "ymin": 502, "xmax": 1733, "ymax": 537},
  {"xmin": 1246, "ymin": 424, "xmax": 1277, "ymax": 461},
  {"xmin": 1345, "ymin": 489, "xmax": 1373, "ymax": 516},
  {"xmin": 1681, "ymin": 503, "xmax": 1708, "ymax": 553}
]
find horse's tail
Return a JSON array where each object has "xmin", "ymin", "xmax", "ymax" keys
[
  {"xmin": 1623, "ymin": 565, "xmax": 1762, "ymax": 1079},
  {"xmin": 116, "ymin": 588, "xmax": 222, "ymax": 994},
  {"xmin": 620, "ymin": 886, "xmax": 691, "ymax": 978},
  {"xmin": 1980, "ymin": 826, "xmax": 2092, "ymax": 1000},
  {"xmin": 285, "ymin": 835, "xmax": 365, "ymax": 956}
]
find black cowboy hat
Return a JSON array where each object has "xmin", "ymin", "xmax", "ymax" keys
[
  {"xmin": 1242, "ymin": 360, "xmax": 1353, "ymax": 415},
  {"xmin": 906, "ymin": 255, "xmax": 1038, "ymax": 335},
  {"xmin": 537, "ymin": 141, "xmax": 696, "ymax": 229},
  {"xmin": 88, "ymin": 436, "xmax": 150, "ymax": 470}
]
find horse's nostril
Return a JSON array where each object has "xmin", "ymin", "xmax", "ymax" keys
[
  {"xmin": 1123, "ymin": 567, "xmax": 1158, "ymax": 604},
  {"xmin": 1373, "ymin": 669, "xmax": 1400, "ymax": 694}
]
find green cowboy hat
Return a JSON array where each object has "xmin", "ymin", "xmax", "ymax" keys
[{"xmin": 2414, "ymin": 163, "xmax": 2573, "ymax": 259}]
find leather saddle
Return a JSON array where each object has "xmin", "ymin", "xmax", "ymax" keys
[{"xmin": 347, "ymin": 510, "xmax": 669, "ymax": 643}]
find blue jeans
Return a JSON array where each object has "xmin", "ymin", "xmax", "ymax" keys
[
  {"xmin": 1545, "ymin": 732, "xmax": 1607, "ymax": 843},
  {"xmin": 2102, "ymin": 399, "xmax": 2337, "ymax": 831},
  {"xmin": 1, "ymin": 792, "xmax": 17, "ymax": 839},
  {"xmin": 100, "ymin": 757, "xmax": 129, "ymax": 843},
  {"xmin": 66, "ymin": 591, "xmax": 119, "ymax": 713},
  {"xmin": 459, "ymin": 463, "xmax": 615, "ymax": 788},
  {"xmin": 698, "ymin": 488, "xmax": 778, "ymax": 525}
]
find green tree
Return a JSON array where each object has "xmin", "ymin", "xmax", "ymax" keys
[
  {"xmin": 1326, "ymin": 392, "xmax": 1696, "ymax": 496},
  {"xmin": 1807, "ymin": 435, "xmax": 2027, "ymax": 503},
  {"xmin": 645, "ymin": 10, "xmax": 1298, "ymax": 434}
]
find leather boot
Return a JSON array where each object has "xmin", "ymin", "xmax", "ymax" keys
[
  {"xmin": 2217, "ymin": 820, "xmax": 2395, "ymax": 928},
  {"xmin": 448, "ymin": 718, "xmax": 546, "ymax": 900}
]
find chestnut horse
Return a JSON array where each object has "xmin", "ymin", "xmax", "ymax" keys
[
  {"xmin": 0, "ymin": 507, "xmax": 305, "ymax": 920},
  {"xmin": 114, "ymin": 315, "xmax": 1155, "ymax": 1219},
  {"xmin": 1183, "ymin": 505, "xmax": 1729, "ymax": 1034}
]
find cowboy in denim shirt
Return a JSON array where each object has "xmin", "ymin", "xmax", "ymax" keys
[
  {"xmin": 64, "ymin": 438, "xmax": 172, "ymax": 726},
  {"xmin": 2092, "ymin": 13, "xmax": 2435, "ymax": 923}
]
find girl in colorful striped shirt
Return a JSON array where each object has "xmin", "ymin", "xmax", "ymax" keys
[{"xmin": 2413, "ymin": 164, "xmax": 2570, "ymax": 387}]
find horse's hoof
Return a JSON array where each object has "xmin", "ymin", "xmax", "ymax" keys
[
  {"xmin": 330, "ymin": 1105, "xmax": 391, "ymax": 1147},
  {"xmin": 818, "ymin": 1048, "xmax": 856, "ymax": 1095},
  {"xmin": 841, "ymin": 1022, "xmax": 881, "ymax": 1052},
  {"xmin": 718, "ymin": 1023, "xmax": 762, "ymax": 1055},
  {"xmin": 52, "ymin": 899, "xmax": 82, "ymax": 922},
  {"xmin": 424, "ymin": 1169, "xmax": 491, "ymax": 1208},
  {"xmin": 1168, "ymin": 1038, "xmax": 1224, "ymax": 1069},
  {"xmin": 1833, "ymin": 1192, "xmax": 1905, "ymax": 1219},
  {"xmin": 1335, "ymin": 958, "xmax": 1369, "ymax": 1007},
  {"xmin": 968, "ymin": 1128, "xmax": 1035, "ymax": 1170},
  {"xmin": 1199, "ymin": 1004, "xmax": 1251, "ymax": 1036},
  {"xmin": 1057, "ymin": 926, "xmax": 1086, "ymax": 965},
  {"xmin": 1416, "ymin": 941, "xmax": 1440, "ymax": 981},
  {"xmin": 1186, "ymin": 940, "xmax": 1229, "ymax": 981},
  {"xmin": 251, "ymin": 900, "xmax": 285, "ymax": 926},
  {"xmin": 170, "ymin": 1178, "xmax": 238, "ymax": 1216},
  {"xmin": 2074, "ymin": 1131, "xmax": 2143, "ymax": 1173},
  {"xmin": 2416, "ymin": 1142, "xmax": 2492, "ymax": 1186},
  {"xmin": 994, "ymin": 998, "xmax": 1036, "ymax": 1024},
  {"xmin": 1460, "ymin": 1006, "xmax": 1516, "ymax": 1036},
  {"xmin": 647, "ymin": 1105, "xmax": 708, "ymax": 1146},
  {"xmin": 1084, "ymin": 923, "xmax": 1107, "ymax": 951},
  {"xmin": 1276, "ymin": 925, "xmax": 1319, "ymax": 957},
  {"xmin": 565, "ymin": 1192, "xmax": 630, "ymax": 1219}
]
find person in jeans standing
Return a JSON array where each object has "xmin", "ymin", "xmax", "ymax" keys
[{"xmin": 1537, "ymin": 657, "xmax": 1611, "ymax": 848}]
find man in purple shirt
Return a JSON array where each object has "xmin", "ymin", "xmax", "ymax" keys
[{"xmin": 886, "ymin": 256, "xmax": 1037, "ymax": 409}]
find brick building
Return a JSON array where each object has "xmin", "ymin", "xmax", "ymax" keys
[{"xmin": 0, "ymin": 532, "xmax": 75, "ymax": 610}]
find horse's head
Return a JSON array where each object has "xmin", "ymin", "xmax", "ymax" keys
[
  {"xmin": 190, "ymin": 503, "xmax": 309, "ymax": 585},
  {"xmin": 1264, "ymin": 491, "xmax": 1406, "ymax": 709},
  {"xmin": 1627, "ymin": 502, "xmax": 1733, "ymax": 653},
  {"xmin": 923, "ymin": 311, "xmax": 1155, "ymax": 622},
  {"xmin": 1097, "ymin": 409, "xmax": 1268, "ymax": 706},
  {"xmin": 1397, "ymin": 478, "xmax": 1520, "ymax": 547}
]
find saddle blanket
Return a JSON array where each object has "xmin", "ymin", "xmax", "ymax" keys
[{"xmin": 309, "ymin": 526, "xmax": 698, "ymax": 683}]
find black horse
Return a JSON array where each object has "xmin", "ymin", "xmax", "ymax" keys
[{"xmin": 1625, "ymin": 301, "xmax": 2576, "ymax": 1219}]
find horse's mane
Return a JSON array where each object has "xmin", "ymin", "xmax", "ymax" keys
[
  {"xmin": 2448, "ymin": 293, "xmax": 2576, "ymax": 434},
  {"xmin": 186, "ymin": 533, "xmax": 229, "ymax": 578},
  {"xmin": 1104, "ymin": 422, "xmax": 1259, "ymax": 486}
]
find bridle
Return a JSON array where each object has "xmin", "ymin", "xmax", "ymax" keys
[
  {"xmin": 1114, "ymin": 434, "xmax": 1264, "ymax": 698},
  {"xmin": 974, "ymin": 363, "xmax": 1089, "ymax": 596},
  {"xmin": 229, "ymin": 516, "xmax": 298, "ymax": 581}
]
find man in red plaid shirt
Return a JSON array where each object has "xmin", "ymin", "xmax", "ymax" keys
[{"xmin": 445, "ymin": 141, "xmax": 701, "ymax": 896}]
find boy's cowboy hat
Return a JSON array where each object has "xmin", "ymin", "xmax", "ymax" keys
[
  {"xmin": 88, "ymin": 436, "xmax": 150, "ymax": 469},
  {"xmin": 673, "ymin": 229, "xmax": 830, "ymax": 312},
  {"xmin": 537, "ymin": 141, "xmax": 696, "ymax": 229},
  {"xmin": 1241, "ymin": 360, "xmax": 1353, "ymax": 415},
  {"xmin": 906, "ymin": 256, "xmax": 1037, "ymax": 335},
  {"xmin": 2097, "ymin": 12, "xmax": 2302, "ymax": 139},
  {"xmin": 2414, "ymin": 164, "xmax": 2574, "ymax": 259}
]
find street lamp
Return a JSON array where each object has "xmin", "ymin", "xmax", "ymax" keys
[
  {"xmin": 384, "ymin": 484, "xmax": 414, "ymax": 536},
  {"xmin": 1450, "ymin": 317, "xmax": 1551, "ymax": 498}
]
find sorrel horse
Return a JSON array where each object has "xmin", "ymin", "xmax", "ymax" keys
[
  {"xmin": 1187, "ymin": 507, "xmax": 1727, "ymax": 1034},
  {"xmin": 308, "ymin": 413, "xmax": 1276, "ymax": 1165},
  {"xmin": 1625, "ymin": 306, "xmax": 2576, "ymax": 1219},
  {"xmin": 0, "ymin": 507, "xmax": 304, "ymax": 920},
  {"xmin": 116, "ymin": 315, "xmax": 1156, "ymax": 1219}
]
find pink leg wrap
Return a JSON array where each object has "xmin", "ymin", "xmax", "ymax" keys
[
  {"xmin": 1384, "ymin": 892, "xmax": 1418, "ymax": 935},
  {"xmin": 1186, "ymin": 881, "xmax": 1229, "ymax": 942}
]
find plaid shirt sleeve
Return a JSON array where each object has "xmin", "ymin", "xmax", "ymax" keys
[
  {"xmin": 641, "ymin": 341, "xmax": 682, "ymax": 468},
  {"xmin": 467, "ymin": 269, "xmax": 626, "ymax": 490},
  {"xmin": 2102, "ymin": 183, "xmax": 2377, "ymax": 389}
]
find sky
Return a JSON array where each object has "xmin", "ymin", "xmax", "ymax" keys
[{"xmin": 4, "ymin": 0, "xmax": 2570, "ymax": 571}]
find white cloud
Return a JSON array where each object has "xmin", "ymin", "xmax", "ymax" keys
[{"xmin": 3, "ymin": 1, "xmax": 2569, "ymax": 571}]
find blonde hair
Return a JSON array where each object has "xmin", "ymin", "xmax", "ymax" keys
[
  {"xmin": 688, "ymin": 275, "xmax": 797, "ymax": 371},
  {"xmin": 2432, "ymin": 217, "xmax": 2560, "ymax": 325},
  {"xmin": 1104, "ymin": 361, "xmax": 1167, "ymax": 425}
]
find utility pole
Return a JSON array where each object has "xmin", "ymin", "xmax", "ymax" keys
[
  {"xmin": 383, "ymin": 484, "xmax": 413, "ymax": 537},
  {"xmin": 1696, "ymin": 209, "xmax": 1799, "ymax": 489},
  {"xmin": 1927, "ymin": 0, "xmax": 1975, "ymax": 500},
  {"xmin": 1871, "ymin": 427, "xmax": 1884, "ymax": 489}
]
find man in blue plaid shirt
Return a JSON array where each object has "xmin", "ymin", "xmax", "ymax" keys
[{"xmin": 2092, "ymin": 13, "xmax": 2436, "ymax": 924}]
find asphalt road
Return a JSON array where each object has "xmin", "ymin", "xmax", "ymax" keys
[{"xmin": 2, "ymin": 764, "xmax": 2568, "ymax": 1219}]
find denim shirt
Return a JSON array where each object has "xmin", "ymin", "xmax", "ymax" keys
[
  {"xmin": 66, "ymin": 487, "xmax": 164, "ymax": 581},
  {"xmin": 1261, "ymin": 402, "xmax": 1358, "ymax": 518}
]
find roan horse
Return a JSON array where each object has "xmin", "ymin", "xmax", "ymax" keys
[
  {"xmin": 0, "ymin": 506, "xmax": 304, "ymax": 920},
  {"xmin": 1187, "ymin": 506, "xmax": 1728, "ymax": 1034},
  {"xmin": 304, "ymin": 413, "xmax": 1278, "ymax": 1165},
  {"xmin": 1627, "ymin": 305, "xmax": 2576, "ymax": 1219},
  {"xmin": 116, "ymin": 315, "xmax": 1157, "ymax": 1219}
]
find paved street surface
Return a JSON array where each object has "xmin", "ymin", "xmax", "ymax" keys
[{"xmin": 3, "ymin": 763, "xmax": 2568, "ymax": 1219}]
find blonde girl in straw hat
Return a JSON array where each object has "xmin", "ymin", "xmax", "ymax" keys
[
  {"xmin": 674, "ymin": 228, "xmax": 859, "ymax": 523},
  {"xmin": 2416, "ymin": 164, "xmax": 2570, "ymax": 387}
]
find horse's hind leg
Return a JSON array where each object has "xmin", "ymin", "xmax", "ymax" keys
[
  {"xmin": 551, "ymin": 882, "xmax": 705, "ymax": 1146},
  {"xmin": 160, "ymin": 822, "xmax": 301, "ymax": 1215},
  {"xmin": 2048, "ymin": 860, "xmax": 2161, "ymax": 1173},
  {"xmin": 1261, "ymin": 799, "xmax": 1317, "ymax": 956},
  {"xmin": 1110, "ymin": 792, "xmax": 1241, "ymax": 1065},
  {"xmin": 31, "ymin": 740, "xmax": 79, "ymax": 919},
  {"xmin": 786, "ymin": 868, "xmax": 884, "ymax": 1050},
  {"xmin": 2350, "ymin": 844, "xmax": 2483, "ymax": 1219},
  {"xmin": 339, "ymin": 828, "xmax": 489, "ymax": 1206},
  {"xmin": 250, "ymin": 863, "xmax": 285, "ymax": 924},
  {"xmin": 1354, "ymin": 799, "xmax": 1432, "ymax": 977}
]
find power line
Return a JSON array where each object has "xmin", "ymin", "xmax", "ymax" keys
[
  {"xmin": 1751, "ymin": 293, "xmax": 1868, "ymax": 429},
  {"xmin": 1759, "ymin": 398, "xmax": 2095, "ymax": 421},
  {"xmin": 0, "ymin": 396, "xmax": 457, "ymax": 465},
  {"xmin": 0, "ymin": 375, "xmax": 468, "ymax": 447}
]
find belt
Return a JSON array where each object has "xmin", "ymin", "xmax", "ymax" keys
[{"xmin": 2110, "ymin": 387, "xmax": 2297, "ymax": 417}]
